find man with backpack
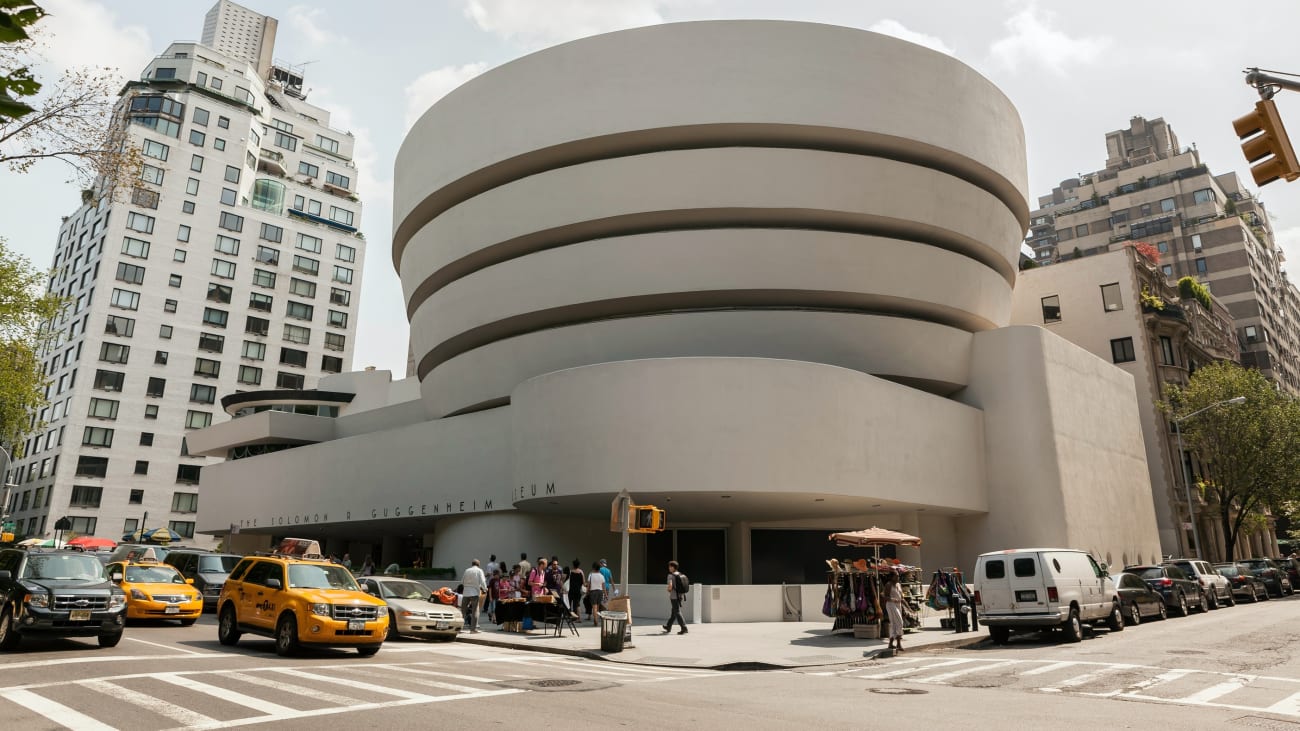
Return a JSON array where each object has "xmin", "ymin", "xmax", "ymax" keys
[{"xmin": 663, "ymin": 560, "xmax": 689, "ymax": 634}]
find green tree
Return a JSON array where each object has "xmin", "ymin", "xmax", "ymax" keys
[
  {"xmin": 0, "ymin": 237, "xmax": 65, "ymax": 453},
  {"xmin": 0, "ymin": 1, "xmax": 44, "ymax": 121},
  {"xmin": 1163, "ymin": 362, "xmax": 1300, "ymax": 561}
]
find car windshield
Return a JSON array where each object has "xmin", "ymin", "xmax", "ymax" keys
[
  {"xmin": 1134, "ymin": 567, "xmax": 1164, "ymax": 580},
  {"xmin": 1215, "ymin": 566, "xmax": 1239, "ymax": 577},
  {"xmin": 198, "ymin": 556, "xmax": 241, "ymax": 573},
  {"xmin": 1241, "ymin": 560, "xmax": 1267, "ymax": 569},
  {"xmin": 379, "ymin": 581, "xmax": 432, "ymax": 600},
  {"xmin": 287, "ymin": 564, "xmax": 360, "ymax": 590},
  {"xmin": 23, "ymin": 554, "xmax": 105, "ymax": 580},
  {"xmin": 126, "ymin": 565, "xmax": 185, "ymax": 583},
  {"xmin": 1171, "ymin": 562, "xmax": 1193, "ymax": 574}
]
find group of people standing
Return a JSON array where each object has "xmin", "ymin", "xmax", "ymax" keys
[{"xmin": 461, "ymin": 553, "xmax": 617, "ymax": 631}]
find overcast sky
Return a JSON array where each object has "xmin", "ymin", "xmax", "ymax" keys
[{"xmin": 6, "ymin": 0, "xmax": 1300, "ymax": 376}]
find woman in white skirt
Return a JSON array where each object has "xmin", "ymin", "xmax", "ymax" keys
[{"xmin": 885, "ymin": 572, "xmax": 905, "ymax": 652}]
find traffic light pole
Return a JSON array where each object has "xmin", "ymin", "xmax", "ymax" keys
[{"xmin": 1246, "ymin": 68, "xmax": 1300, "ymax": 99}]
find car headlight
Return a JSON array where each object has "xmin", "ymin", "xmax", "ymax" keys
[
  {"xmin": 130, "ymin": 589, "xmax": 149, "ymax": 600},
  {"xmin": 26, "ymin": 593, "xmax": 49, "ymax": 608},
  {"xmin": 110, "ymin": 594, "xmax": 126, "ymax": 609},
  {"xmin": 310, "ymin": 603, "xmax": 331, "ymax": 617},
  {"xmin": 400, "ymin": 610, "xmax": 425, "ymax": 618}
]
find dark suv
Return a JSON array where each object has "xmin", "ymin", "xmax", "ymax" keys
[
  {"xmin": 0, "ymin": 548, "xmax": 127, "ymax": 649},
  {"xmin": 1127, "ymin": 564, "xmax": 1208, "ymax": 616},
  {"xmin": 1241, "ymin": 558, "xmax": 1293, "ymax": 597},
  {"xmin": 164, "ymin": 551, "xmax": 241, "ymax": 612}
]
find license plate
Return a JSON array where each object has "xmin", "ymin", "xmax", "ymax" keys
[
  {"xmin": 164, "ymin": 605, "xmax": 180, "ymax": 615},
  {"xmin": 348, "ymin": 620, "xmax": 365, "ymax": 630},
  {"xmin": 1015, "ymin": 590, "xmax": 1037, "ymax": 602},
  {"xmin": 69, "ymin": 610, "xmax": 91, "ymax": 621},
  {"xmin": 434, "ymin": 621, "xmax": 449, "ymax": 630}
]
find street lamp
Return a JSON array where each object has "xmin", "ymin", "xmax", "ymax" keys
[{"xmin": 1173, "ymin": 396, "xmax": 1246, "ymax": 559}]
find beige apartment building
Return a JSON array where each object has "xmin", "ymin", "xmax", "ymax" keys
[{"xmin": 1027, "ymin": 116, "xmax": 1300, "ymax": 395}]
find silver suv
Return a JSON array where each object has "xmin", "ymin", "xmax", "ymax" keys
[{"xmin": 1167, "ymin": 558, "xmax": 1234, "ymax": 609}]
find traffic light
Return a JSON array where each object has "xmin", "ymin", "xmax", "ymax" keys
[
  {"xmin": 1234, "ymin": 99, "xmax": 1300, "ymax": 186},
  {"xmin": 629, "ymin": 505, "xmax": 666, "ymax": 533}
]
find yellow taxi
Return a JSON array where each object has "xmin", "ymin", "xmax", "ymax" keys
[
  {"xmin": 105, "ymin": 549, "xmax": 203, "ymax": 625},
  {"xmin": 216, "ymin": 538, "xmax": 388, "ymax": 656}
]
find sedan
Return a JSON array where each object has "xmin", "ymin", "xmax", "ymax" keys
[
  {"xmin": 1240, "ymin": 558, "xmax": 1293, "ymax": 598},
  {"xmin": 1110, "ymin": 572, "xmax": 1167, "ymax": 625},
  {"xmin": 1272, "ymin": 557, "xmax": 1300, "ymax": 591},
  {"xmin": 1126, "ymin": 564, "xmax": 1208, "ymax": 616},
  {"xmin": 356, "ymin": 576, "xmax": 463, "ymax": 641},
  {"xmin": 1213, "ymin": 563, "xmax": 1269, "ymax": 603}
]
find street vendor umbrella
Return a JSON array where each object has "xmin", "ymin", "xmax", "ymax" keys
[
  {"xmin": 17, "ymin": 537, "xmax": 67, "ymax": 548},
  {"xmin": 67, "ymin": 536, "xmax": 117, "ymax": 549},
  {"xmin": 829, "ymin": 527, "xmax": 922, "ymax": 548},
  {"xmin": 121, "ymin": 527, "xmax": 183, "ymax": 544}
]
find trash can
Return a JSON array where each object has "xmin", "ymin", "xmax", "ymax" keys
[{"xmin": 600, "ymin": 611, "xmax": 629, "ymax": 653}]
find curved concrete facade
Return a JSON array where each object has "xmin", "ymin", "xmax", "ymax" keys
[{"xmin": 197, "ymin": 21, "xmax": 1162, "ymax": 588}]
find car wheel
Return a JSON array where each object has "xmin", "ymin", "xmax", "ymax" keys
[
  {"xmin": 1176, "ymin": 593, "xmax": 1189, "ymax": 617},
  {"xmin": 1225, "ymin": 589, "xmax": 1236, "ymax": 607},
  {"xmin": 1206, "ymin": 590, "xmax": 1218, "ymax": 610},
  {"xmin": 1198, "ymin": 590, "xmax": 1210, "ymax": 613},
  {"xmin": 357, "ymin": 645, "xmax": 380, "ymax": 657},
  {"xmin": 0, "ymin": 606, "xmax": 20, "ymax": 650},
  {"xmin": 275, "ymin": 614, "xmax": 299, "ymax": 657},
  {"xmin": 386, "ymin": 611, "xmax": 398, "ymax": 642},
  {"xmin": 1063, "ymin": 608, "xmax": 1083, "ymax": 643},
  {"xmin": 217, "ymin": 604, "xmax": 241, "ymax": 646},
  {"xmin": 989, "ymin": 626, "xmax": 1010, "ymax": 645},
  {"xmin": 1106, "ymin": 602, "xmax": 1124, "ymax": 632},
  {"xmin": 1126, "ymin": 601, "xmax": 1141, "ymax": 626},
  {"xmin": 98, "ymin": 631, "xmax": 123, "ymax": 648},
  {"xmin": 1156, "ymin": 600, "xmax": 1168, "ymax": 620},
  {"xmin": 1262, "ymin": 585, "xmax": 1272, "ymax": 601}
]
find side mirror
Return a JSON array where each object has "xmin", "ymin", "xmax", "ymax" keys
[
  {"xmin": 185, "ymin": 578, "xmax": 195, "ymax": 585},
  {"xmin": 266, "ymin": 578, "xmax": 282, "ymax": 590},
  {"xmin": 111, "ymin": 572, "xmax": 123, "ymax": 582}
]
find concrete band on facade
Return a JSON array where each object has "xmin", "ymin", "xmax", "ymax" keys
[{"xmin": 392, "ymin": 20, "xmax": 1030, "ymax": 267}]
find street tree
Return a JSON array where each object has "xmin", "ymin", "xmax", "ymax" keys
[
  {"xmin": 0, "ymin": 237, "xmax": 65, "ymax": 455},
  {"xmin": 0, "ymin": 0, "xmax": 139, "ymax": 196},
  {"xmin": 1162, "ymin": 362, "xmax": 1300, "ymax": 561}
]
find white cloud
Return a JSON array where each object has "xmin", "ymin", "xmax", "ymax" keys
[
  {"xmin": 403, "ymin": 63, "xmax": 490, "ymax": 132},
  {"xmin": 988, "ymin": 3, "xmax": 1110, "ymax": 76},
  {"xmin": 285, "ymin": 5, "xmax": 347, "ymax": 47},
  {"xmin": 37, "ymin": 0, "xmax": 152, "ymax": 81},
  {"xmin": 463, "ymin": 0, "xmax": 666, "ymax": 47},
  {"xmin": 867, "ymin": 20, "xmax": 953, "ymax": 56}
]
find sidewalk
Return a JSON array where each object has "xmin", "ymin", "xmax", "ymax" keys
[{"xmin": 454, "ymin": 614, "xmax": 987, "ymax": 670}]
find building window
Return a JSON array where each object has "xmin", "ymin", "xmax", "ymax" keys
[
  {"xmin": 185, "ymin": 410, "xmax": 212, "ymax": 429},
  {"xmin": 174, "ymin": 247, "xmax": 188, "ymax": 262},
  {"xmin": 139, "ymin": 432, "xmax": 154, "ymax": 446},
  {"xmin": 238, "ymin": 365, "xmax": 263, "ymax": 385},
  {"xmin": 1245, "ymin": 325, "xmax": 1261, "ymax": 343},
  {"xmin": 253, "ymin": 268, "xmax": 277, "ymax": 288},
  {"xmin": 116, "ymin": 262, "xmax": 145, "ymax": 285},
  {"xmin": 134, "ymin": 460, "xmax": 149, "ymax": 475},
  {"xmin": 330, "ymin": 288, "xmax": 351, "ymax": 306},
  {"xmin": 1192, "ymin": 188, "xmax": 1217, "ymax": 205},
  {"xmin": 159, "ymin": 324, "xmax": 173, "ymax": 339},
  {"xmin": 1100, "ymin": 283, "xmax": 1123, "ymax": 312},
  {"xmin": 276, "ymin": 371, "xmax": 305, "ymax": 389},
  {"xmin": 194, "ymin": 358, "xmax": 221, "ymax": 378},
  {"xmin": 87, "ymin": 397, "xmax": 119, "ymax": 420},
  {"xmin": 1160, "ymin": 197, "xmax": 1176, "ymax": 213},
  {"xmin": 169, "ymin": 520, "xmax": 196, "ymax": 538},
  {"xmin": 242, "ymin": 340, "xmax": 266, "ymax": 360},
  {"xmin": 197, "ymin": 332, "xmax": 224, "ymax": 353},
  {"xmin": 286, "ymin": 301, "xmax": 314, "ymax": 321},
  {"xmin": 296, "ymin": 233, "xmax": 322, "ymax": 254},
  {"xmin": 75, "ymin": 456, "xmax": 108, "ymax": 478},
  {"xmin": 218, "ymin": 211, "xmax": 243, "ymax": 232},
  {"xmin": 190, "ymin": 384, "xmax": 216, "ymax": 404},
  {"xmin": 1041, "ymin": 295, "xmax": 1062, "ymax": 323},
  {"xmin": 144, "ymin": 404, "xmax": 158, "ymax": 419},
  {"xmin": 279, "ymin": 347, "xmax": 308, "ymax": 367},
  {"xmin": 1191, "ymin": 234, "xmax": 1203, "ymax": 251},
  {"xmin": 141, "ymin": 163, "xmax": 165, "ymax": 185},
  {"xmin": 105, "ymin": 315, "xmax": 134, "ymax": 338},
  {"xmin": 273, "ymin": 131, "xmax": 297, "ymax": 151},
  {"xmin": 154, "ymin": 351, "xmax": 168, "ymax": 365},
  {"xmin": 1162, "ymin": 265, "xmax": 1173, "ymax": 277},
  {"xmin": 192, "ymin": 107, "xmax": 209, "ymax": 126},
  {"xmin": 1074, "ymin": 223, "xmax": 1088, "ymax": 237},
  {"xmin": 260, "ymin": 223, "xmax": 283, "ymax": 244},
  {"xmin": 327, "ymin": 310, "xmax": 348, "ymax": 328},
  {"xmin": 321, "ymin": 355, "xmax": 343, "ymax": 373},
  {"xmin": 207, "ymin": 283, "xmax": 232, "ymax": 304},
  {"xmin": 164, "ymin": 299, "xmax": 178, "ymax": 313},
  {"xmin": 224, "ymin": 164, "xmax": 240, "ymax": 184},
  {"xmin": 324, "ymin": 332, "xmax": 345, "ymax": 351},
  {"xmin": 289, "ymin": 278, "xmax": 316, "ymax": 298},
  {"xmin": 93, "ymin": 369, "xmax": 124, "ymax": 392},
  {"xmin": 69, "ymin": 484, "xmax": 103, "ymax": 508},
  {"xmin": 190, "ymin": 154, "xmax": 203, "ymax": 172},
  {"xmin": 176, "ymin": 464, "xmax": 201, "ymax": 484},
  {"xmin": 181, "ymin": 200, "xmax": 196, "ymax": 214},
  {"xmin": 146, "ymin": 376, "xmax": 166, "ymax": 397},
  {"xmin": 168, "ymin": 274, "xmax": 182, "ymax": 288},
  {"xmin": 249, "ymin": 292, "xmax": 273, "ymax": 311},
  {"xmin": 202, "ymin": 307, "xmax": 228, "ymax": 328},
  {"xmin": 81, "ymin": 426, "xmax": 113, "ymax": 448},
  {"xmin": 142, "ymin": 139, "xmax": 169, "ymax": 161},
  {"xmin": 1196, "ymin": 258, "xmax": 1208, "ymax": 275},
  {"xmin": 283, "ymin": 324, "xmax": 310, "ymax": 344},
  {"xmin": 1110, "ymin": 337, "xmax": 1136, "ymax": 364},
  {"xmin": 98, "ymin": 342, "xmax": 129, "ymax": 364},
  {"xmin": 332, "ymin": 266, "xmax": 353, "ymax": 284},
  {"xmin": 171, "ymin": 492, "xmax": 199, "ymax": 513},
  {"xmin": 255, "ymin": 245, "xmax": 280, "ymax": 265},
  {"xmin": 125, "ymin": 212, "xmax": 154, "ymax": 234},
  {"xmin": 220, "ymin": 187, "xmax": 237, "ymax": 206},
  {"xmin": 326, "ymin": 171, "xmax": 350, "ymax": 189},
  {"xmin": 246, "ymin": 316, "xmax": 269, "ymax": 336},
  {"xmin": 214, "ymin": 235, "xmax": 240, "ymax": 256},
  {"xmin": 335, "ymin": 243, "xmax": 355, "ymax": 262},
  {"xmin": 293, "ymin": 255, "xmax": 319, "ymax": 275},
  {"xmin": 186, "ymin": 177, "xmax": 200, "ymax": 195},
  {"xmin": 298, "ymin": 161, "xmax": 319, "ymax": 178},
  {"xmin": 1160, "ymin": 335, "xmax": 1177, "ymax": 366},
  {"xmin": 121, "ymin": 237, "xmax": 150, "ymax": 259}
]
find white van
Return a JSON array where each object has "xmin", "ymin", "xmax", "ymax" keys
[{"xmin": 974, "ymin": 548, "xmax": 1123, "ymax": 644}]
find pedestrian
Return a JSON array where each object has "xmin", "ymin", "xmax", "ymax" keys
[
  {"xmin": 518, "ymin": 552, "xmax": 531, "ymax": 577},
  {"xmin": 567, "ymin": 559, "xmax": 585, "ymax": 618},
  {"xmin": 461, "ymin": 559, "xmax": 488, "ymax": 633},
  {"xmin": 342, "ymin": 553, "xmax": 352, "ymax": 570},
  {"xmin": 663, "ymin": 560, "xmax": 688, "ymax": 634},
  {"xmin": 487, "ymin": 569, "xmax": 502, "ymax": 623},
  {"xmin": 599, "ymin": 558, "xmax": 614, "ymax": 596},
  {"xmin": 586, "ymin": 561, "xmax": 607, "ymax": 625},
  {"xmin": 528, "ymin": 557, "xmax": 548, "ymax": 598},
  {"xmin": 360, "ymin": 555, "xmax": 374, "ymax": 576},
  {"xmin": 885, "ymin": 572, "xmax": 905, "ymax": 652},
  {"xmin": 546, "ymin": 555, "xmax": 565, "ymax": 601},
  {"xmin": 486, "ymin": 554, "xmax": 498, "ymax": 576}
]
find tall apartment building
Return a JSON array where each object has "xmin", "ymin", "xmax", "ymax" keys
[
  {"xmin": 1026, "ymin": 116, "xmax": 1300, "ymax": 394},
  {"xmin": 1, "ymin": 0, "xmax": 365, "ymax": 545}
]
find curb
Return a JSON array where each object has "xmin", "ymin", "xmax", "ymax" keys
[{"xmin": 452, "ymin": 629, "xmax": 990, "ymax": 671}]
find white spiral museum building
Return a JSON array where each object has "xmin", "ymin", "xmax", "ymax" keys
[{"xmin": 193, "ymin": 21, "xmax": 1161, "ymax": 587}]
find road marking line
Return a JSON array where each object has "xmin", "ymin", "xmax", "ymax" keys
[
  {"xmin": 914, "ymin": 660, "xmax": 1020, "ymax": 684},
  {"xmin": 0, "ymin": 688, "xmax": 117, "ymax": 731},
  {"xmin": 1020, "ymin": 661, "xmax": 1077, "ymax": 676},
  {"xmin": 1267, "ymin": 691, "xmax": 1300, "ymax": 715},
  {"xmin": 221, "ymin": 672, "xmax": 362, "ymax": 707},
  {"xmin": 284, "ymin": 669, "xmax": 436, "ymax": 700},
  {"xmin": 80, "ymin": 678, "xmax": 220, "ymax": 727},
  {"xmin": 1038, "ymin": 665, "xmax": 1133, "ymax": 693},
  {"xmin": 393, "ymin": 665, "xmax": 501, "ymax": 683},
  {"xmin": 152, "ymin": 674, "xmax": 299, "ymax": 715},
  {"xmin": 330, "ymin": 666, "xmax": 482, "ymax": 695},
  {"xmin": 1082, "ymin": 669, "xmax": 1195, "ymax": 698},
  {"xmin": 0, "ymin": 654, "xmax": 236, "ymax": 673},
  {"xmin": 176, "ymin": 689, "xmax": 527, "ymax": 730},
  {"xmin": 1177, "ymin": 679, "xmax": 1249, "ymax": 704},
  {"xmin": 125, "ymin": 637, "xmax": 212, "ymax": 655},
  {"xmin": 530, "ymin": 657, "xmax": 714, "ymax": 676},
  {"xmin": 853, "ymin": 659, "xmax": 973, "ymax": 679}
]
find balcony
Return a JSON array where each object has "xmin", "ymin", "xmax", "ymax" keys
[{"xmin": 257, "ymin": 149, "xmax": 286, "ymax": 176}]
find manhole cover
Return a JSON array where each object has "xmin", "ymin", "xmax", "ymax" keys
[
  {"xmin": 532, "ymin": 679, "xmax": 582, "ymax": 688},
  {"xmin": 867, "ymin": 687, "xmax": 929, "ymax": 695},
  {"xmin": 496, "ymin": 678, "xmax": 617, "ymax": 693}
]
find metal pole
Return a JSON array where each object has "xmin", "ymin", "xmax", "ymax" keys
[
  {"xmin": 619, "ymin": 494, "xmax": 630, "ymax": 599},
  {"xmin": 1174, "ymin": 420, "xmax": 1202, "ymax": 560}
]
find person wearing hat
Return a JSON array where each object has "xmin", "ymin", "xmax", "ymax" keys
[{"xmin": 598, "ymin": 559, "xmax": 613, "ymax": 595}]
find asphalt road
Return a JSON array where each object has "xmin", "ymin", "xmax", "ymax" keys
[{"xmin": 0, "ymin": 594, "xmax": 1297, "ymax": 729}]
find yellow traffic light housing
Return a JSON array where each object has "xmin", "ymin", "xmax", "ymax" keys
[
  {"xmin": 629, "ymin": 505, "xmax": 666, "ymax": 533},
  {"xmin": 1234, "ymin": 99, "xmax": 1300, "ymax": 186}
]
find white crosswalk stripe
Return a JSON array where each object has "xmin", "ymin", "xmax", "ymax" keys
[
  {"xmin": 0, "ymin": 688, "xmax": 117, "ymax": 731},
  {"xmin": 151, "ymin": 674, "xmax": 300, "ymax": 716},
  {"xmin": 79, "ymin": 679, "xmax": 221, "ymax": 727}
]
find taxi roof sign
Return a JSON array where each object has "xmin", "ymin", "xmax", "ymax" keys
[{"xmin": 273, "ymin": 537, "xmax": 323, "ymax": 559}]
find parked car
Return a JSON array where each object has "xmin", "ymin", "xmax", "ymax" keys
[
  {"xmin": 1110, "ymin": 572, "xmax": 1167, "ymax": 625},
  {"xmin": 1240, "ymin": 558, "xmax": 1293, "ymax": 597},
  {"xmin": 974, "ymin": 548, "xmax": 1123, "ymax": 645},
  {"xmin": 1126, "ymin": 564, "xmax": 1207, "ymax": 616},
  {"xmin": 164, "ymin": 551, "xmax": 242, "ymax": 612},
  {"xmin": 1166, "ymin": 558, "xmax": 1234, "ymax": 609},
  {"xmin": 1214, "ymin": 563, "xmax": 1269, "ymax": 603},
  {"xmin": 356, "ymin": 576, "xmax": 462, "ymax": 641},
  {"xmin": 0, "ymin": 547, "xmax": 127, "ymax": 649},
  {"xmin": 1272, "ymin": 557, "xmax": 1300, "ymax": 591}
]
